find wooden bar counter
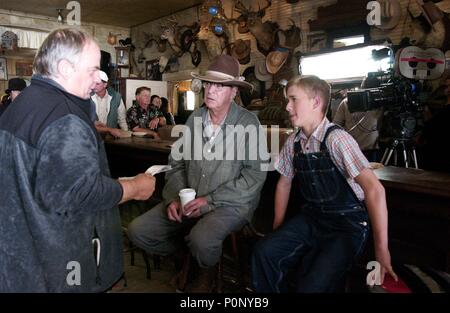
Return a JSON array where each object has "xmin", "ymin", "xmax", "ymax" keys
[
  {"xmin": 372, "ymin": 166, "xmax": 450, "ymax": 272},
  {"xmin": 104, "ymin": 135, "xmax": 174, "ymax": 200},
  {"xmin": 104, "ymin": 134, "xmax": 450, "ymax": 272}
]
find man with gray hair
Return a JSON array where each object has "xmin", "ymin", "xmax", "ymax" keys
[{"xmin": 0, "ymin": 28, "xmax": 156, "ymax": 292}]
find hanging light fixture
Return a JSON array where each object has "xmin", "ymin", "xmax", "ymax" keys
[
  {"xmin": 205, "ymin": 0, "xmax": 226, "ymax": 35},
  {"xmin": 57, "ymin": 9, "xmax": 64, "ymax": 24}
]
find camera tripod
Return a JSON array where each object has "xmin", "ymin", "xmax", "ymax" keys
[{"xmin": 380, "ymin": 138, "xmax": 419, "ymax": 169}]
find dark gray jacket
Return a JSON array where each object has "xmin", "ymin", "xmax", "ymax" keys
[
  {"xmin": 0, "ymin": 75, "xmax": 123, "ymax": 292},
  {"xmin": 164, "ymin": 102, "xmax": 268, "ymax": 221}
]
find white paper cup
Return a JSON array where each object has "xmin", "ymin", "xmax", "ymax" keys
[{"xmin": 179, "ymin": 188, "xmax": 196, "ymax": 215}]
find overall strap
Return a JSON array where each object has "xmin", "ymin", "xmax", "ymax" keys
[
  {"xmin": 320, "ymin": 124, "xmax": 342, "ymax": 151},
  {"xmin": 319, "ymin": 124, "xmax": 364, "ymax": 206}
]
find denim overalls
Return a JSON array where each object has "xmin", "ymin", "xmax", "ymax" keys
[{"xmin": 252, "ymin": 125, "xmax": 369, "ymax": 292}]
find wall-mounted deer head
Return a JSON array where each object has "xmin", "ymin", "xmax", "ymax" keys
[{"xmin": 233, "ymin": 0, "xmax": 278, "ymax": 55}]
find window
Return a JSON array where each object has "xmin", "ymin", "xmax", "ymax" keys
[
  {"xmin": 186, "ymin": 91, "xmax": 195, "ymax": 111},
  {"xmin": 300, "ymin": 45, "xmax": 392, "ymax": 83},
  {"xmin": 333, "ymin": 35, "xmax": 365, "ymax": 48}
]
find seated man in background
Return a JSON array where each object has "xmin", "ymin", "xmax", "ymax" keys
[
  {"xmin": 0, "ymin": 77, "xmax": 27, "ymax": 117},
  {"xmin": 149, "ymin": 95, "xmax": 167, "ymax": 129},
  {"xmin": 128, "ymin": 55, "xmax": 268, "ymax": 293},
  {"xmin": 161, "ymin": 96, "xmax": 176, "ymax": 125},
  {"xmin": 91, "ymin": 70, "xmax": 129, "ymax": 137},
  {"xmin": 126, "ymin": 86, "xmax": 160, "ymax": 138},
  {"xmin": 333, "ymin": 75, "xmax": 383, "ymax": 162}
]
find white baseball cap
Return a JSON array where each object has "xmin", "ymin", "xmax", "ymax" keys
[{"xmin": 99, "ymin": 70, "xmax": 109, "ymax": 82}]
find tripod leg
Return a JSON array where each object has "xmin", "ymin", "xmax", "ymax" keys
[
  {"xmin": 384, "ymin": 148, "xmax": 394, "ymax": 166},
  {"xmin": 412, "ymin": 148, "xmax": 418, "ymax": 169},
  {"xmin": 380, "ymin": 148, "xmax": 389, "ymax": 164},
  {"xmin": 402, "ymin": 144, "xmax": 408, "ymax": 168}
]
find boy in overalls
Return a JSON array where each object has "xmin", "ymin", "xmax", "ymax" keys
[{"xmin": 251, "ymin": 75, "xmax": 397, "ymax": 292}]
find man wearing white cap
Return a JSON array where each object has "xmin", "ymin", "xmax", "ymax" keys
[{"xmin": 91, "ymin": 70, "xmax": 129, "ymax": 137}]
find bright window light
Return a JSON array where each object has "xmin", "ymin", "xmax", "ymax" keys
[
  {"xmin": 300, "ymin": 45, "xmax": 392, "ymax": 82},
  {"xmin": 333, "ymin": 35, "xmax": 365, "ymax": 48},
  {"xmin": 186, "ymin": 91, "xmax": 195, "ymax": 110}
]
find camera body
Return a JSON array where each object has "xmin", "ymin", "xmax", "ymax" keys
[{"xmin": 347, "ymin": 73, "xmax": 425, "ymax": 141}]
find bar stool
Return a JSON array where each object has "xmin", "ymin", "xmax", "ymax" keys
[
  {"xmin": 217, "ymin": 224, "xmax": 264, "ymax": 293},
  {"xmin": 123, "ymin": 226, "xmax": 160, "ymax": 280}
]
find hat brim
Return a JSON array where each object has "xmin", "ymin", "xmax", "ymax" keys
[
  {"xmin": 191, "ymin": 72, "xmax": 253, "ymax": 90},
  {"xmin": 266, "ymin": 52, "xmax": 289, "ymax": 74}
]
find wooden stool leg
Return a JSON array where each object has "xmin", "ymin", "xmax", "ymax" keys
[
  {"xmin": 130, "ymin": 243, "xmax": 135, "ymax": 266},
  {"xmin": 176, "ymin": 252, "xmax": 191, "ymax": 292},
  {"xmin": 230, "ymin": 232, "xmax": 246, "ymax": 290},
  {"xmin": 217, "ymin": 254, "xmax": 224, "ymax": 293},
  {"xmin": 141, "ymin": 250, "xmax": 151, "ymax": 280},
  {"xmin": 153, "ymin": 255, "xmax": 161, "ymax": 270}
]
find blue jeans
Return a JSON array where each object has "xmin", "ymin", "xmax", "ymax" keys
[{"xmin": 251, "ymin": 209, "xmax": 368, "ymax": 293}]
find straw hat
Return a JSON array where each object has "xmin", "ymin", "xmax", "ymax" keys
[
  {"xmin": 191, "ymin": 54, "xmax": 253, "ymax": 90},
  {"xmin": 266, "ymin": 49, "xmax": 289, "ymax": 74}
]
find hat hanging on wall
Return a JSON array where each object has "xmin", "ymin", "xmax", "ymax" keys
[
  {"xmin": 418, "ymin": 1, "xmax": 444, "ymax": 27},
  {"xmin": 231, "ymin": 39, "xmax": 251, "ymax": 65},
  {"xmin": 374, "ymin": 0, "xmax": 402, "ymax": 30},
  {"xmin": 107, "ymin": 33, "xmax": 121, "ymax": 46},
  {"xmin": 237, "ymin": 15, "xmax": 249, "ymax": 34},
  {"xmin": 255, "ymin": 58, "xmax": 274, "ymax": 90},
  {"xmin": 180, "ymin": 29, "xmax": 194, "ymax": 52},
  {"xmin": 1, "ymin": 30, "xmax": 18, "ymax": 50},
  {"xmin": 266, "ymin": 48, "xmax": 289, "ymax": 75},
  {"xmin": 254, "ymin": 58, "xmax": 272, "ymax": 82}
]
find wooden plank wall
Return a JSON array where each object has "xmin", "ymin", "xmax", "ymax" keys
[{"xmin": 132, "ymin": 0, "xmax": 450, "ymax": 80}]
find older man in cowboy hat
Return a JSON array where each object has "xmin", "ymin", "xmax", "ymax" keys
[{"xmin": 128, "ymin": 54, "xmax": 268, "ymax": 293}]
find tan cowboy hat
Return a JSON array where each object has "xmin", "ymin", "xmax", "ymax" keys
[
  {"xmin": 191, "ymin": 54, "xmax": 253, "ymax": 90},
  {"xmin": 231, "ymin": 39, "xmax": 251, "ymax": 65},
  {"xmin": 375, "ymin": 0, "xmax": 402, "ymax": 30},
  {"xmin": 254, "ymin": 58, "xmax": 272, "ymax": 82},
  {"xmin": 266, "ymin": 49, "xmax": 289, "ymax": 74}
]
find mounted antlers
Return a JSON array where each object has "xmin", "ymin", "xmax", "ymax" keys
[
  {"xmin": 142, "ymin": 31, "xmax": 167, "ymax": 52},
  {"xmin": 232, "ymin": 0, "xmax": 277, "ymax": 55},
  {"xmin": 159, "ymin": 19, "xmax": 202, "ymax": 66},
  {"xmin": 234, "ymin": 0, "xmax": 272, "ymax": 18}
]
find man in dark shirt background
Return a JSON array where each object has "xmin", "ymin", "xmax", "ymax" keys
[{"xmin": 0, "ymin": 77, "xmax": 26, "ymax": 117}]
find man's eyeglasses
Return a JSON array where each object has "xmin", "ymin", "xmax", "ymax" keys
[{"xmin": 203, "ymin": 82, "xmax": 226, "ymax": 91}]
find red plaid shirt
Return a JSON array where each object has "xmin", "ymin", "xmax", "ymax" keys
[{"xmin": 275, "ymin": 118, "xmax": 370, "ymax": 200}]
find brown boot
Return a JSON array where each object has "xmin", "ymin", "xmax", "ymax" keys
[{"xmin": 186, "ymin": 266, "xmax": 218, "ymax": 293}]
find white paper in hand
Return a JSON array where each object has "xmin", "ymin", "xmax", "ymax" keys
[
  {"xmin": 119, "ymin": 165, "xmax": 172, "ymax": 180},
  {"xmin": 145, "ymin": 165, "xmax": 172, "ymax": 176}
]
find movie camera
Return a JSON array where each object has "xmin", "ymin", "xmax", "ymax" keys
[{"xmin": 346, "ymin": 46, "xmax": 445, "ymax": 168}]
